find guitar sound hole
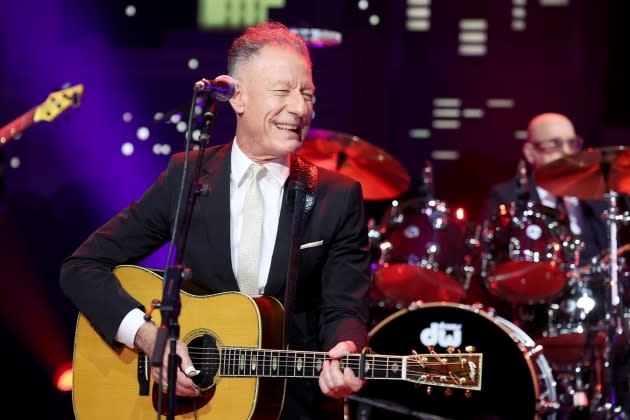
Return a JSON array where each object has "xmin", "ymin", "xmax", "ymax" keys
[{"xmin": 188, "ymin": 333, "xmax": 219, "ymax": 390}]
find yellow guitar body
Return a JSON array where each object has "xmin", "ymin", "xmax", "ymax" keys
[{"xmin": 72, "ymin": 265, "xmax": 285, "ymax": 419}]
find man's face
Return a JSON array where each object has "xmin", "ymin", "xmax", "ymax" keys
[
  {"xmin": 523, "ymin": 115, "xmax": 581, "ymax": 170},
  {"xmin": 231, "ymin": 45, "xmax": 315, "ymax": 161}
]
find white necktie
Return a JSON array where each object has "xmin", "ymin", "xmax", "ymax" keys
[{"xmin": 237, "ymin": 164, "xmax": 266, "ymax": 295}]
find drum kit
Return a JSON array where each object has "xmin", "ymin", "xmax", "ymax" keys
[{"xmin": 300, "ymin": 130, "xmax": 630, "ymax": 419}]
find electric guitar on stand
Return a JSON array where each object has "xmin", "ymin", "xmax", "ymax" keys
[
  {"xmin": 72, "ymin": 265, "xmax": 483, "ymax": 419},
  {"xmin": 0, "ymin": 84, "xmax": 84, "ymax": 145}
]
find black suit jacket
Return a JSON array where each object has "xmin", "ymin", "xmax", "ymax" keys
[
  {"xmin": 483, "ymin": 175, "xmax": 620, "ymax": 262},
  {"xmin": 60, "ymin": 142, "xmax": 370, "ymax": 418}
]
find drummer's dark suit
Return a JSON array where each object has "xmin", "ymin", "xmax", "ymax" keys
[{"xmin": 60, "ymin": 142, "xmax": 371, "ymax": 419}]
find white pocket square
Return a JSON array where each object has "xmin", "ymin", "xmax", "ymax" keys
[{"xmin": 300, "ymin": 240, "xmax": 324, "ymax": 249}]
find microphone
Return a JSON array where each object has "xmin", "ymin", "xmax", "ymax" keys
[
  {"xmin": 288, "ymin": 27, "xmax": 342, "ymax": 47},
  {"xmin": 419, "ymin": 160, "xmax": 435, "ymax": 200},
  {"xmin": 515, "ymin": 159, "xmax": 529, "ymax": 204},
  {"xmin": 193, "ymin": 75, "xmax": 237, "ymax": 101}
]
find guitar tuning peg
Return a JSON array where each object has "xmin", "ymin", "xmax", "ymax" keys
[
  {"xmin": 465, "ymin": 389, "xmax": 472, "ymax": 399},
  {"xmin": 426, "ymin": 386, "xmax": 432, "ymax": 396},
  {"xmin": 447, "ymin": 346, "xmax": 455, "ymax": 354},
  {"xmin": 444, "ymin": 387, "xmax": 452, "ymax": 397},
  {"xmin": 465, "ymin": 345, "xmax": 476, "ymax": 353}
]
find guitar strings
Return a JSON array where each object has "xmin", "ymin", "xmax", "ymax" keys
[
  {"xmin": 181, "ymin": 346, "xmax": 478, "ymax": 382},
  {"xmin": 186, "ymin": 347, "xmax": 476, "ymax": 366},
  {"xmin": 187, "ymin": 346, "xmax": 476, "ymax": 364}
]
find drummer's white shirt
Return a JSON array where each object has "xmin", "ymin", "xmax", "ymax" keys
[{"xmin": 536, "ymin": 186, "xmax": 584, "ymax": 235}]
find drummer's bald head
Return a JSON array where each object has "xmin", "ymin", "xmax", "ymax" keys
[
  {"xmin": 523, "ymin": 112, "xmax": 579, "ymax": 170},
  {"xmin": 227, "ymin": 21, "xmax": 312, "ymax": 78},
  {"xmin": 527, "ymin": 113, "xmax": 575, "ymax": 142}
]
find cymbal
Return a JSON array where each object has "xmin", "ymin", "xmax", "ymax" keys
[
  {"xmin": 534, "ymin": 146, "xmax": 630, "ymax": 200},
  {"xmin": 298, "ymin": 128, "xmax": 411, "ymax": 200}
]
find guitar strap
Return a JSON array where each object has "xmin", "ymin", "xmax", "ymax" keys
[{"xmin": 283, "ymin": 154, "xmax": 318, "ymax": 348}]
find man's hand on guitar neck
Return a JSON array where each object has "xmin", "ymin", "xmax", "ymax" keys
[
  {"xmin": 319, "ymin": 340, "xmax": 366, "ymax": 399},
  {"xmin": 134, "ymin": 322, "xmax": 201, "ymax": 397}
]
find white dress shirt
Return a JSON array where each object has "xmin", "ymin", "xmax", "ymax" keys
[
  {"xmin": 230, "ymin": 139, "xmax": 290, "ymax": 293},
  {"xmin": 115, "ymin": 140, "xmax": 290, "ymax": 348},
  {"xmin": 536, "ymin": 186, "xmax": 584, "ymax": 235}
]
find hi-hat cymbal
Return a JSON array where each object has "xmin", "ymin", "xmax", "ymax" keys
[
  {"xmin": 534, "ymin": 146, "xmax": 630, "ymax": 200},
  {"xmin": 298, "ymin": 128, "xmax": 410, "ymax": 200}
]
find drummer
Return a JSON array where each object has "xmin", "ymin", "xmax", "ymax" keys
[
  {"xmin": 483, "ymin": 112, "xmax": 614, "ymax": 263},
  {"xmin": 483, "ymin": 112, "xmax": 630, "ymax": 415}
]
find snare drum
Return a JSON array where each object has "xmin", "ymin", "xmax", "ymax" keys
[
  {"xmin": 481, "ymin": 202, "xmax": 574, "ymax": 304},
  {"xmin": 371, "ymin": 199, "xmax": 474, "ymax": 308},
  {"xmin": 354, "ymin": 302, "xmax": 559, "ymax": 419}
]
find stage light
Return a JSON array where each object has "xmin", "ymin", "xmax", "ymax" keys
[{"xmin": 54, "ymin": 362, "xmax": 73, "ymax": 392}]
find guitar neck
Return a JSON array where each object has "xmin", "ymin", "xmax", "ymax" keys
[
  {"xmin": 218, "ymin": 347, "xmax": 401, "ymax": 380},
  {"xmin": 0, "ymin": 108, "xmax": 35, "ymax": 145},
  {"xmin": 213, "ymin": 347, "xmax": 482, "ymax": 390}
]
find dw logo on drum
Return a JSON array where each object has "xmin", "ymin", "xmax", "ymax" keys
[{"xmin": 420, "ymin": 321, "xmax": 462, "ymax": 348}]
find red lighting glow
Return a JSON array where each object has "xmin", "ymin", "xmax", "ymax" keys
[
  {"xmin": 54, "ymin": 362, "xmax": 73, "ymax": 392},
  {"xmin": 455, "ymin": 207, "xmax": 465, "ymax": 220}
]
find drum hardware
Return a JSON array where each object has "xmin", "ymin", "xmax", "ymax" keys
[
  {"xmin": 543, "ymin": 272, "xmax": 600, "ymax": 340},
  {"xmin": 526, "ymin": 343, "xmax": 544, "ymax": 358},
  {"xmin": 536, "ymin": 145, "xmax": 630, "ymax": 418},
  {"xmin": 348, "ymin": 394, "xmax": 451, "ymax": 420},
  {"xmin": 553, "ymin": 364, "xmax": 592, "ymax": 418}
]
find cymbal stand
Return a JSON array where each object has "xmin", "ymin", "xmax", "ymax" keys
[{"xmin": 593, "ymin": 189, "xmax": 630, "ymax": 418}]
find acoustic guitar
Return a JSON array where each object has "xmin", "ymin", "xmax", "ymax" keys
[{"xmin": 72, "ymin": 265, "xmax": 483, "ymax": 419}]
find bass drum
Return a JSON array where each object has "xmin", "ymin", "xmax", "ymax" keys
[{"xmin": 352, "ymin": 303, "xmax": 559, "ymax": 419}]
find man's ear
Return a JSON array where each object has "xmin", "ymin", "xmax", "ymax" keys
[
  {"xmin": 522, "ymin": 142, "xmax": 536, "ymax": 166},
  {"xmin": 229, "ymin": 80, "xmax": 245, "ymax": 114}
]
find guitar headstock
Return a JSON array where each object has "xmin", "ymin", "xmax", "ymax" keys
[
  {"xmin": 33, "ymin": 84, "xmax": 84, "ymax": 122},
  {"xmin": 402, "ymin": 347, "xmax": 482, "ymax": 393}
]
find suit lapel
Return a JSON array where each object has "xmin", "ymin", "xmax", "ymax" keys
[
  {"xmin": 264, "ymin": 155, "xmax": 318, "ymax": 299},
  {"xmin": 198, "ymin": 143, "xmax": 240, "ymax": 291},
  {"xmin": 265, "ymin": 183, "xmax": 292, "ymax": 298},
  {"xmin": 529, "ymin": 176, "xmax": 542, "ymax": 202}
]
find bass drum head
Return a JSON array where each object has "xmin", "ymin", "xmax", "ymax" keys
[{"xmin": 353, "ymin": 303, "xmax": 556, "ymax": 420}]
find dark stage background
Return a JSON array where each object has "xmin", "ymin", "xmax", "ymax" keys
[{"xmin": 0, "ymin": 0, "xmax": 629, "ymax": 417}]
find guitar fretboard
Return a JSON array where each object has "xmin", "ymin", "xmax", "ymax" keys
[
  {"xmin": 219, "ymin": 348, "xmax": 401, "ymax": 379},
  {"xmin": 186, "ymin": 346, "xmax": 481, "ymax": 389}
]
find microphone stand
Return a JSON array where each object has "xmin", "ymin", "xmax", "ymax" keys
[
  {"xmin": 514, "ymin": 159, "xmax": 529, "ymax": 211},
  {"xmin": 419, "ymin": 160, "xmax": 435, "ymax": 203},
  {"xmin": 151, "ymin": 90, "xmax": 218, "ymax": 419}
]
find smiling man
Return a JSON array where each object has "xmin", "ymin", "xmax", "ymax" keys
[{"xmin": 61, "ymin": 21, "xmax": 370, "ymax": 419}]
